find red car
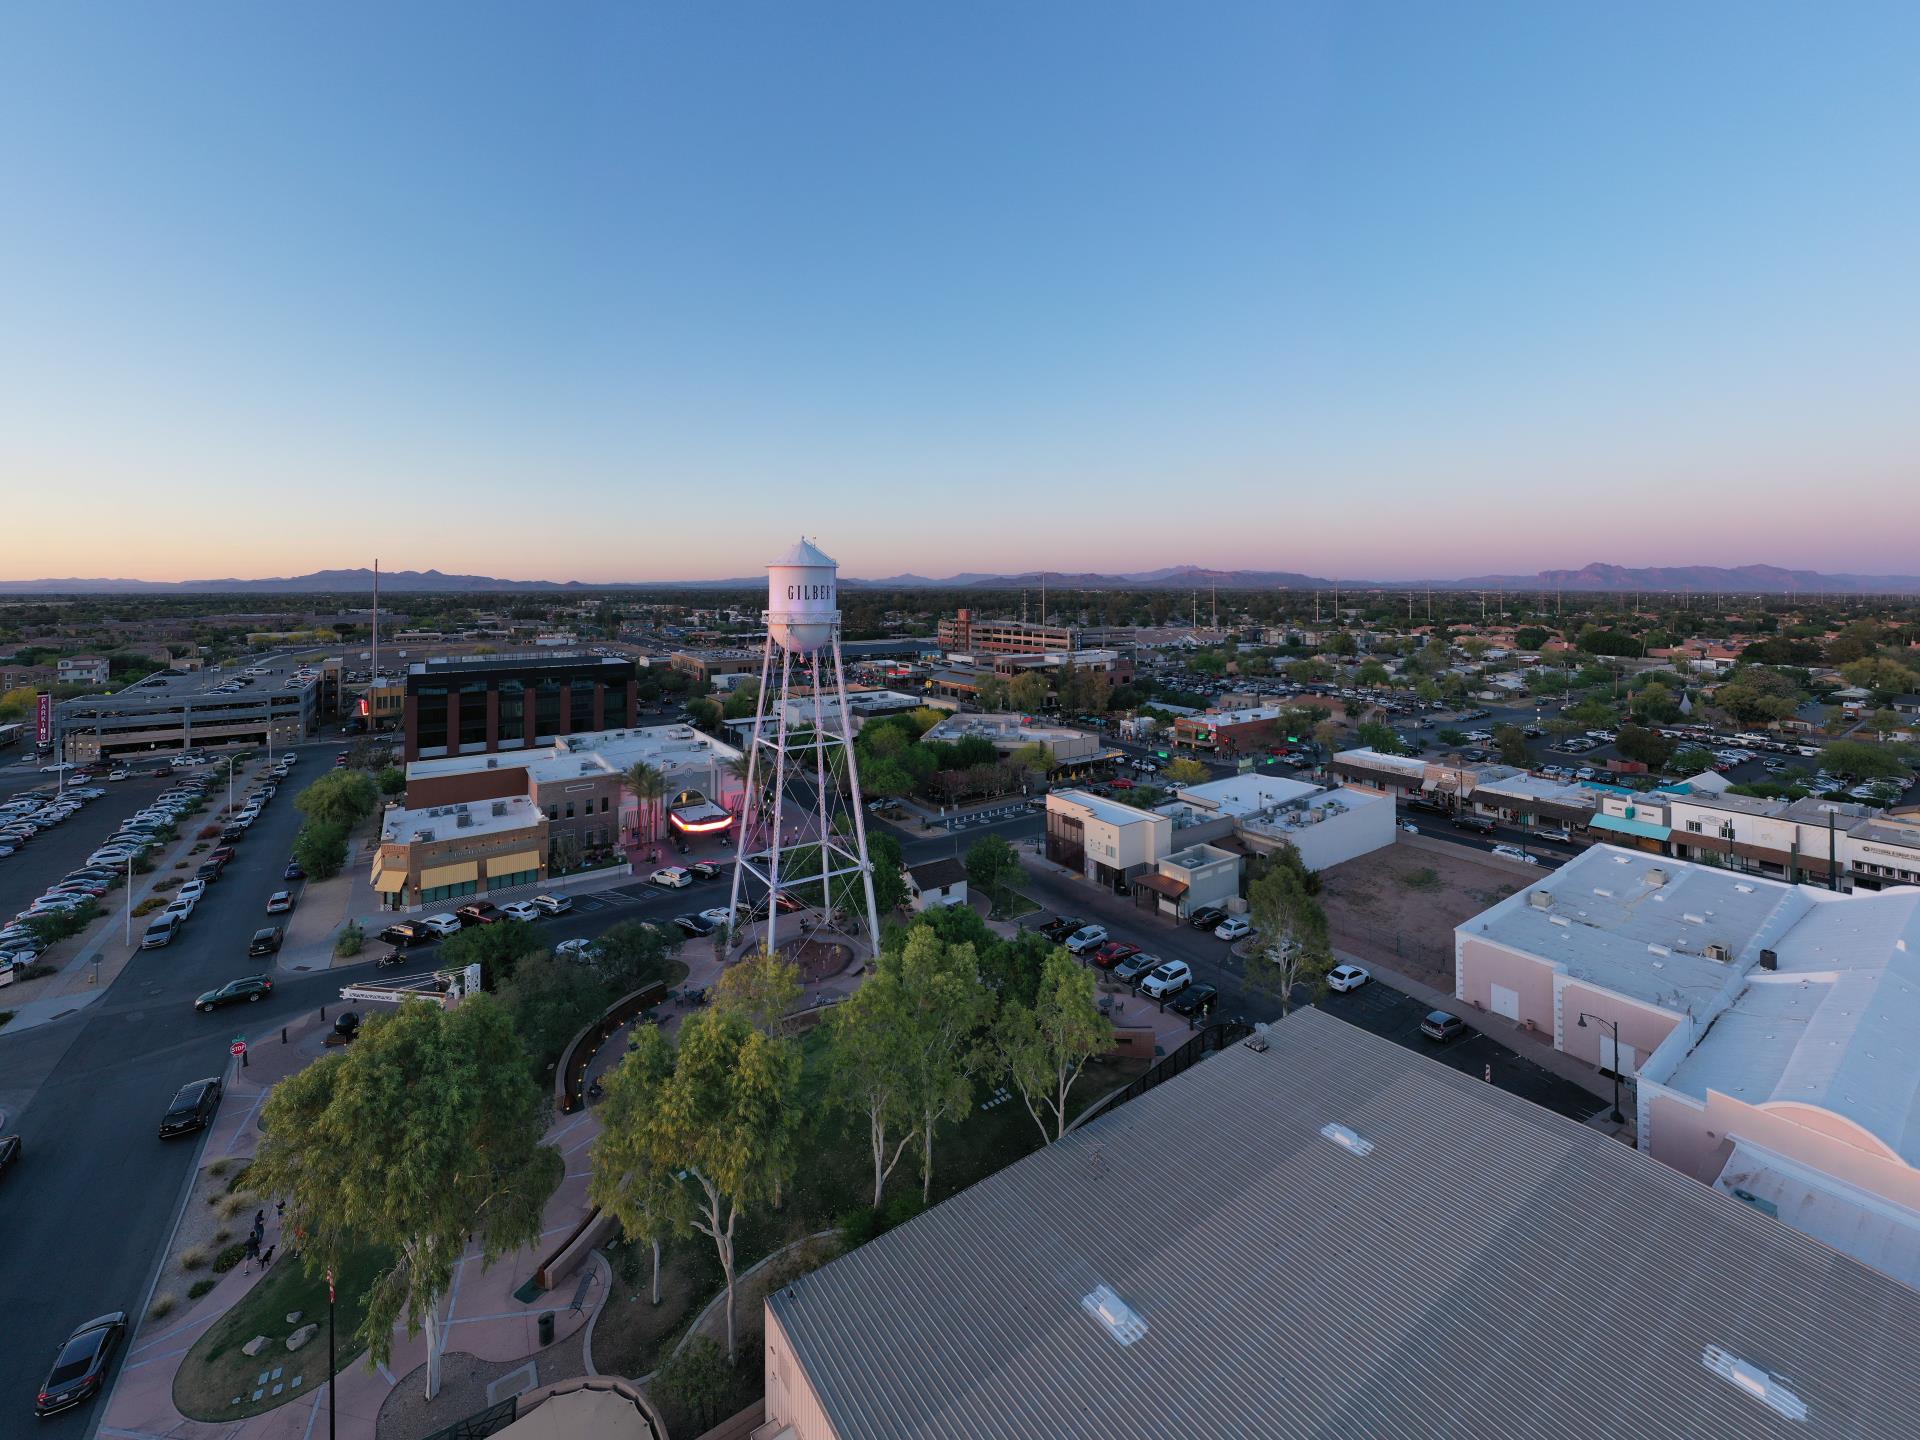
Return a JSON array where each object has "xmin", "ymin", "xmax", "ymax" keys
[
  {"xmin": 1090, "ymin": 940, "xmax": 1141, "ymax": 969},
  {"xmin": 1110, "ymin": 779, "xmax": 1135, "ymax": 790}
]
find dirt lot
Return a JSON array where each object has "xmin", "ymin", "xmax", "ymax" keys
[{"xmin": 1320, "ymin": 841, "xmax": 1523, "ymax": 991}]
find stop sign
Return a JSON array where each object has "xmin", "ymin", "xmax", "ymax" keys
[{"xmin": 230, "ymin": 1038, "xmax": 247, "ymax": 1057}]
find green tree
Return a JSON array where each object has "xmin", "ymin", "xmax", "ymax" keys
[
  {"xmin": 1244, "ymin": 858, "xmax": 1332, "ymax": 1016},
  {"xmin": 1011, "ymin": 741, "xmax": 1054, "ymax": 775},
  {"xmin": 1163, "ymin": 757, "xmax": 1211, "ymax": 786},
  {"xmin": 248, "ymin": 997, "xmax": 561, "ymax": 1400},
  {"xmin": 1007, "ymin": 671, "xmax": 1049, "ymax": 713},
  {"xmin": 1821, "ymin": 739, "xmax": 1911, "ymax": 780},
  {"xmin": 1614, "ymin": 724, "xmax": 1675, "ymax": 769},
  {"xmin": 1514, "ymin": 626, "xmax": 1551, "ymax": 651},
  {"xmin": 652, "ymin": 1337, "xmax": 735, "ymax": 1435},
  {"xmin": 867, "ymin": 831, "xmax": 909, "ymax": 914},
  {"xmin": 623, "ymin": 760, "xmax": 667, "ymax": 847},
  {"xmin": 587, "ymin": 1023, "xmax": 680, "ymax": 1305},
  {"xmin": 1491, "ymin": 725, "xmax": 1531, "ymax": 767},
  {"xmin": 1353, "ymin": 720, "xmax": 1402, "ymax": 754},
  {"xmin": 291, "ymin": 818, "xmax": 350, "ymax": 880},
  {"xmin": 1670, "ymin": 746, "xmax": 1716, "ymax": 775},
  {"xmin": 592, "ymin": 918, "xmax": 684, "ymax": 993},
  {"xmin": 1842, "ymin": 657, "xmax": 1918, "ymax": 702},
  {"xmin": 685, "ymin": 697, "xmax": 722, "ymax": 731},
  {"xmin": 1354, "ymin": 660, "xmax": 1390, "ymax": 687},
  {"xmin": 973, "ymin": 674, "xmax": 1010, "ymax": 711},
  {"xmin": 595, "ymin": 1009, "xmax": 802, "ymax": 1362},
  {"xmin": 994, "ymin": 950, "xmax": 1109, "ymax": 1144},
  {"xmin": 294, "ymin": 769, "xmax": 379, "ymax": 828},
  {"xmin": 495, "ymin": 955, "xmax": 610, "ymax": 1080},
  {"xmin": 964, "ymin": 833, "xmax": 1021, "ymax": 900},
  {"xmin": 437, "ymin": 919, "xmax": 546, "ymax": 987},
  {"xmin": 376, "ymin": 766, "xmax": 406, "ymax": 796},
  {"xmin": 827, "ymin": 968, "xmax": 920, "ymax": 1209},
  {"xmin": 710, "ymin": 950, "xmax": 802, "ymax": 1037}
]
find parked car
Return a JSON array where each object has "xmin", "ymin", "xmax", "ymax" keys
[
  {"xmin": 455, "ymin": 902, "xmax": 500, "ymax": 927},
  {"xmin": 141, "ymin": 914, "xmax": 182, "ymax": 949},
  {"xmin": 158, "ymin": 1076, "xmax": 223, "ymax": 1138},
  {"xmin": 531, "ymin": 893, "xmax": 572, "ymax": 916},
  {"xmin": 1137, "ymin": 959, "xmax": 1194, "ymax": 999},
  {"xmin": 1327, "ymin": 963, "xmax": 1371, "ymax": 993},
  {"xmin": 1421, "ymin": 1010, "xmax": 1467, "ymax": 1042},
  {"xmin": 283, "ymin": 861, "xmax": 307, "ymax": 881},
  {"xmin": 498, "ymin": 901, "xmax": 542, "ymax": 923},
  {"xmin": 651, "ymin": 866, "xmax": 693, "ymax": 888},
  {"xmin": 1213, "ymin": 916, "xmax": 1255, "ymax": 942},
  {"xmin": 1187, "ymin": 905, "xmax": 1229, "ymax": 930},
  {"xmin": 555, "ymin": 937, "xmax": 606, "ymax": 963},
  {"xmin": 1491, "ymin": 844, "xmax": 1539, "ymax": 866},
  {"xmin": 420, "ymin": 913, "xmax": 463, "ymax": 938},
  {"xmin": 247, "ymin": 926, "xmax": 283, "ymax": 956},
  {"xmin": 689, "ymin": 860, "xmax": 722, "ymax": 880},
  {"xmin": 1090, "ymin": 940, "xmax": 1141, "ymax": 970},
  {"xmin": 379, "ymin": 922, "xmax": 431, "ymax": 946},
  {"xmin": 1063, "ymin": 924, "xmax": 1109, "ymax": 955},
  {"xmin": 1453, "ymin": 814, "xmax": 1497, "ymax": 835},
  {"xmin": 195, "ymin": 975, "xmax": 274, "ymax": 1011},
  {"xmin": 1037, "ymin": 915, "xmax": 1085, "ymax": 942},
  {"xmin": 673, "ymin": 913, "xmax": 717, "ymax": 937},
  {"xmin": 1168, "ymin": 982, "xmax": 1218, "ymax": 1017},
  {"xmin": 265, "ymin": 890, "xmax": 295, "ymax": 914},
  {"xmin": 194, "ymin": 860, "xmax": 225, "ymax": 882},
  {"xmin": 1112, "ymin": 951, "xmax": 1162, "ymax": 985},
  {"xmin": 34, "ymin": 1310, "xmax": 128, "ymax": 1416}
]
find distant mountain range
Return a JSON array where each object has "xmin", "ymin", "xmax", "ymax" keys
[{"xmin": 2, "ymin": 562, "xmax": 1917, "ymax": 596}]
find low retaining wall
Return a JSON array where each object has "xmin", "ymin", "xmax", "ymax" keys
[
  {"xmin": 535, "ymin": 1206, "xmax": 617, "ymax": 1292},
  {"xmin": 557, "ymin": 980, "xmax": 669, "ymax": 1114}
]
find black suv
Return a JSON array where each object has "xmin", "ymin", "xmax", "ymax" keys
[
  {"xmin": 35, "ymin": 1311, "xmax": 128, "ymax": 1416},
  {"xmin": 1452, "ymin": 814, "xmax": 1497, "ymax": 835},
  {"xmin": 196, "ymin": 975, "xmax": 274, "ymax": 1012},
  {"xmin": 1188, "ymin": 906, "xmax": 1229, "ymax": 930},
  {"xmin": 159, "ymin": 1076, "xmax": 223, "ymax": 1138},
  {"xmin": 247, "ymin": 926, "xmax": 283, "ymax": 957},
  {"xmin": 380, "ymin": 921, "xmax": 430, "ymax": 947}
]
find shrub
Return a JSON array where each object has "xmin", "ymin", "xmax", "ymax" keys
[
  {"xmin": 175, "ymin": 861, "xmax": 189, "ymax": 869},
  {"xmin": 156, "ymin": 876, "xmax": 182, "ymax": 889},
  {"xmin": 133, "ymin": 854, "xmax": 155, "ymax": 874},
  {"xmin": 198, "ymin": 825, "xmax": 221, "ymax": 840},
  {"xmin": 334, "ymin": 921, "xmax": 365, "ymax": 959},
  {"xmin": 216, "ymin": 1191, "xmax": 253, "ymax": 1221},
  {"xmin": 210, "ymin": 1243, "xmax": 247, "ymax": 1273},
  {"xmin": 223, "ymin": 1163, "xmax": 252, "ymax": 1194},
  {"xmin": 1398, "ymin": 867, "xmax": 1442, "ymax": 891},
  {"xmin": 17, "ymin": 963, "xmax": 54, "ymax": 982},
  {"xmin": 0, "ymin": 1011, "xmax": 13, "ymax": 1028},
  {"xmin": 880, "ymin": 1188, "xmax": 926, "ymax": 1230},
  {"xmin": 150, "ymin": 1293, "xmax": 178, "ymax": 1318},
  {"xmin": 188, "ymin": 1278, "xmax": 217, "ymax": 1300},
  {"xmin": 652, "ymin": 1337, "xmax": 736, "ymax": 1435},
  {"xmin": 133, "ymin": 897, "xmax": 166, "ymax": 917},
  {"xmin": 180, "ymin": 1246, "xmax": 208, "ymax": 1271},
  {"xmin": 207, "ymin": 1158, "xmax": 231, "ymax": 1177},
  {"xmin": 837, "ymin": 1206, "xmax": 881, "ymax": 1248}
]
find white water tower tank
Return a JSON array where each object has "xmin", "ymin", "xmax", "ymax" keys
[{"xmin": 767, "ymin": 537, "xmax": 839, "ymax": 655}]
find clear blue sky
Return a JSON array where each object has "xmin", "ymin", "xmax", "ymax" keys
[{"xmin": 2, "ymin": 2, "xmax": 1915, "ymax": 582}]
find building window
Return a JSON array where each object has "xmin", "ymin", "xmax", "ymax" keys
[
  {"xmin": 498, "ymin": 679, "xmax": 525, "ymax": 738},
  {"xmin": 416, "ymin": 684, "xmax": 450, "ymax": 753},
  {"xmin": 547, "ymin": 805, "xmax": 558, "ymax": 820},
  {"xmin": 459, "ymin": 681, "xmax": 489, "ymax": 748},
  {"xmin": 571, "ymin": 677, "xmax": 596, "ymax": 730},
  {"xmin": 535, "ymin": 679, "xmax": 563, "ymax": 736},
  {"xmin": 600, "ymin": 797, "xmax": 609, "ymax": 813},
  {"xmin": 565, "ymin": 803, "xmax": 575, "ymax": 819}
]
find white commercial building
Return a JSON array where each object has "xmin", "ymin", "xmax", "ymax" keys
[
  {"xmin": 1044, "ymin": 789, "xmax": 1172, "ymax": 891},
  {"xmin": 1160, "ymin": 774, "xmax": 1395, "ymax": 872}
]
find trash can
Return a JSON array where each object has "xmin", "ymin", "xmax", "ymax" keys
[{"xmin": 538, "ymin": 1312, "xmax": 554, "ymax": 1346}]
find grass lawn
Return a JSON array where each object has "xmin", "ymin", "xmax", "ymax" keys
[
  {"xmin": 592, "ymin": 1027, "xmax": 1147, "ymax": 1382},
  {"xmin": 174, "ymin": 1241, "xmax": 390, "ymax": 1421},
  {"xmin": 984, "ymin": 884, "xmax": 1040, "ymax": 921}
]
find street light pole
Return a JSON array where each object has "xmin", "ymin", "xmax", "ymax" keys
[
  {"xmin": 1578, "ymin": 1011, "xmax": 1624, "ymax": 1123},
  {"xmin": 125, "ymin": 854, "xmax": 133, "ymax": 946},
  {"xmin": 227, "ymin": 755, "xmax": 235, "ymax": 814}
]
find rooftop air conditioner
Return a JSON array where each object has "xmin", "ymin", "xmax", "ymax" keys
[
  {"xmin": 456, "ymin": 812, "xmax": 473, "ymax": 828},
  {"xmin": 1706, "ymin": 942, "xmax": 1732, "ymax": 962},
  {"xmin": 1759, "ymin": 948, "xmax": 1778, "ymax": 971},
  {"xmin": 1644, "ymin": 867, "xmax": 1668, "ymax": 887},
  {"xmin": 1528, "ymin": 891, "xmax": 1553, "ymax": 910}
]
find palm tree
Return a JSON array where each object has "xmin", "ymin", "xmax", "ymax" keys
[{"xmin": 623, "ymin": 760, "xmax": 667, "ymax": 851}]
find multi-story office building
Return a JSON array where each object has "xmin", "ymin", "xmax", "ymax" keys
[{"xmin": 403, "ymin": 653, "xmax": 635, "ymax": 762}]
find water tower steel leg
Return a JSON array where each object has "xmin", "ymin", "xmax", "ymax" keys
[
  {"xmin": 831, "ymin": 635, "xmax": 883, "ymax": 958},
  {"xmin": 766, "ymin": 649, "xmax": 794, "ymax": 957},
  {"xmin": 726, "ymin": 635, "xmax": 778, "ymax": 935},
  {"xmin": 810, "ymin": 649, "xmax": 833, "ymax": 917}
]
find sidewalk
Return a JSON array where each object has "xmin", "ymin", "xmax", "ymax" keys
[{"xmin": 102, "ymin": 1010, "xmax": 612, "ymax": 1440}]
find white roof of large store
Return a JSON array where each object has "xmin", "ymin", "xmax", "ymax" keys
[
  {"xmin": 1667, "ymin": 887, "xmax": 1920, "ymax": 1161},
  {"xmin": 1468, "ymin": 846, "xmax": 1809, "ymax": 1019},
  {"xmin": 405, "ymin": 724, "xmax": 740, "ymax": 786},
  {"xmin": 380, "ymin": 793, "xmax": 540, "ymax": 844}
]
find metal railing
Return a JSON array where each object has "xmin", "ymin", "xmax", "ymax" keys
[
  {"xmin": 419, "ymin": 1396, "xmax": 517, "ymax": 1440},
  {"xmin": 1070, "ymin": 1019, "xmax": 1255, "ymax": 1131}
]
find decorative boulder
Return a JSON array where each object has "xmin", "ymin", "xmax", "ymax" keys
[
  {"xmin": 241, "ymin": 1335, "xmax": 270, "ymax": 1357},
  {"xmin": 284, "ymin": 1311, "xmax": 303, "ymax": 1326},
  {"xmin": 286, "ymin": 1324, "xmax": 319, "ymax": 1352}
]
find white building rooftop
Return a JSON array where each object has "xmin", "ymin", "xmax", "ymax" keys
[
  {"xmin": 1051, "ymin": 789, "xmax": 1163, "ymax": 828},
  {"xmin": 1333, "ymin": 746, "xmax": 1427, "ymax": 780},
  {"xmin": 405, "ymin": 724, "xmax": 740, "ymax": 786},
  {"xmin": 380, "ymin": 793, "xmax": 541, "ymax": 845},
  {"xmin": 1470, "ymin": 846, "xmax": 1811, "ymax": 1019}
]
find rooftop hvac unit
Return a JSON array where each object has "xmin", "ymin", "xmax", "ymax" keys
[
  {"xmin": 1759, "ymin": 948, "xmax": 1778, "ymax": 971},
  {"xmin": 412, "ymin": 829, "xmax": 434, "ymax": 842},
  {"xmin": 1706, "ymin": 942, "xmax": 1732, "ymax": 962},
  {"xmin": 456, "ymin": 812, "xmax": 473, "ymax": 828},
  {"xmin": 485, "ymin": 757, "xmax": 497, "ymax": 768},
  {"xmin": 491, "ymin": 800, "xmax": 507, "ymax": 817},
  {"xmin": 1644, "ymin": 867, "xmax": 1668, "ymax": 887},
  {"xmin": 1528, "ymin": 890, "xmax": 1553, "ymax": 910}
]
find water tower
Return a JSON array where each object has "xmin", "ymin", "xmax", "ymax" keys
[{"xmin": 726, "ymin": 538, "xmax": 883, "ymax": 958}]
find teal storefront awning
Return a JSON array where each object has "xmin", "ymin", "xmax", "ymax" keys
[{"xmin": 1592, "ymin": 812, "xmax": 1671, "ymax": 842}]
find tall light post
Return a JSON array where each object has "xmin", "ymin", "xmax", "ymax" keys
[
  {"xmin": 1577, "ymin": 1012, "xmax": 1624, "ymax": 1123},
  {"xmin": 227, "ymin": 754, "xmax": 236, "ymax": 814},
  {"xmin": 125, "ymin": 854, "xmax": 133, "ymax": 946}
]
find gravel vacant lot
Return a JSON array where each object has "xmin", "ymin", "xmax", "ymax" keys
[{"xmin": 1320, "ymin": 841, "xmax": 1523, "ymax": 990}]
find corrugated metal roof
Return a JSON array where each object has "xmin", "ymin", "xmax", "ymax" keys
[{"xmin": 768, "ymin": 1008, "xmax": 1920, "ymax": 1440}]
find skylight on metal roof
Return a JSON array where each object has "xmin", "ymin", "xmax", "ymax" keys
[
  {"xmin": 1320, "ymin": 1122, "xmax": 1374, "ymax": 1157},
  {"xmin": 1702, "ymin": 1345, "xmax": 1808, "ymax": 1421},
  {"xmin": 1081, "ymin": 1285, "xmax": 1148, "ymax": 1346}
]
